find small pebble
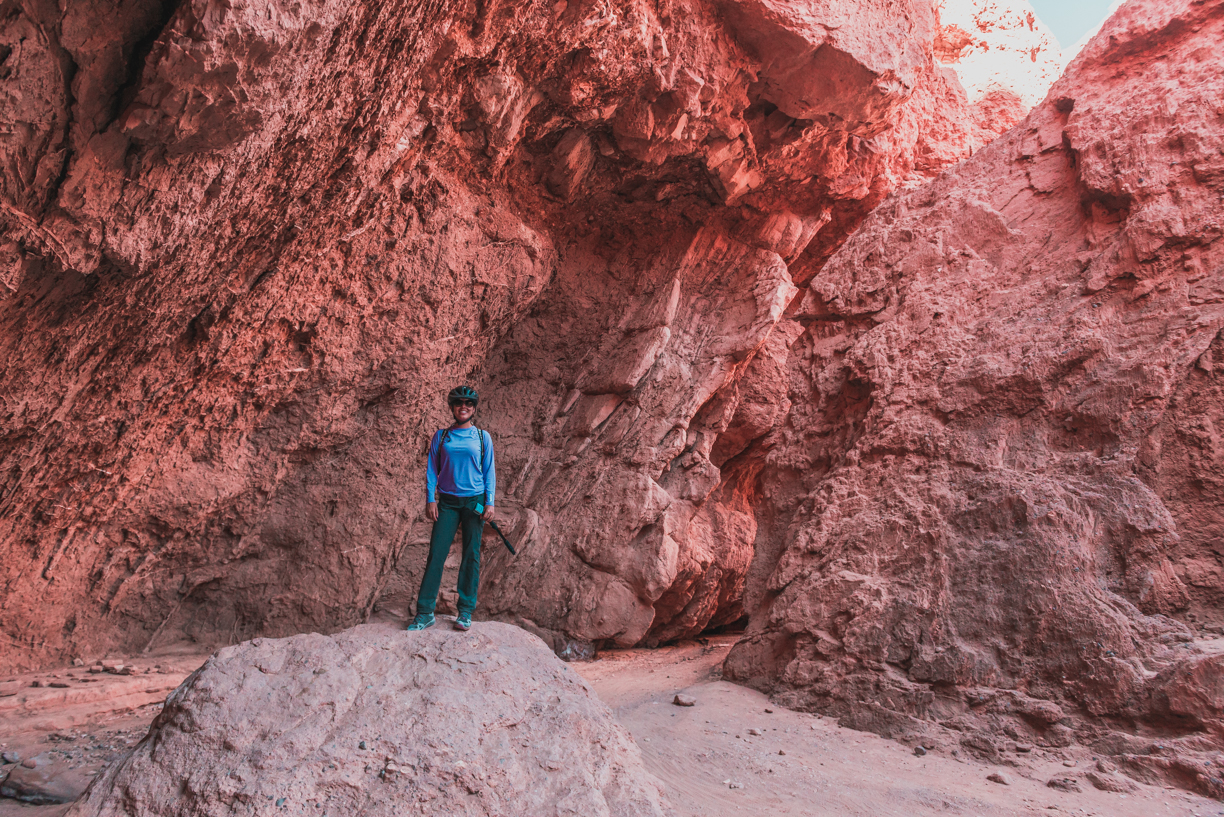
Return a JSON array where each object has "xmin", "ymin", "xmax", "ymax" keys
[
  {"xmin": 747, "ymin": 728, "xmax": 762, "ymax": 736},
  {"xmin": 359, "ymin": 741, "xmax": 367, "ymax": 750},
  {"xmin": 764, "ymin": 708, "xmax": 773, "ymax": 714},
  {"xmin": 673, "ymin": 694, "xmax": 696, "ymax": 707},
  {"xmin": 987, "ymin": 772, "xmax": 1011, "ymax": 785},
  {"xmin": 1063, "ymin": 760, "xmax": 1076, "ymax": 767},
  {"xmin": 778, "ymin": 750, "xmax": 785, "ymax": 756},
  {"xmin": 913, "ymin": 746, "xmax": 927, "ymax": 757},
  {"xmin": 1, "ymin": 751, "xmax": 19, "ymax": 763}
]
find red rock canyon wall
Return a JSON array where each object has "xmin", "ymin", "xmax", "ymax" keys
[
  {"xmin": 0, "ymin": 0, "xmax": 1039, "ymax": 669},
  {"xmin": 725, "ymin": 0, "xmax": 1224, "ymax": 794},
  {"xmin": 7, "ymin": 0, "xmax": 1224, "ymax": 795}
]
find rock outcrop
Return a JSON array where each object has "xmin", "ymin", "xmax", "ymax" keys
[
  {"xmin": 68, "ymin": 623, "xmax": 671, "ymax": 817},
  {"xmin": 0, "ymin": 0, "xmax": 1049, "ymax": 670},
  {"xmin": 1, "ymin": 753, "xmax": 93, "ymax": 805},
  {"xmin": 936, "ymin": 0, "xmax": 1062, "ymax": 112},
  {"xmin": 726, "ymin": 0, "xmax": 1224, "ymax": 795}
]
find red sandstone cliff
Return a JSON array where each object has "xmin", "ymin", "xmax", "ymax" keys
[
  {"xmin": 6, "ymin": 0, "xmax": 1223, "ymax": 796},
  {"xmin": 0, "ymin": 0, "xmax": 1038, "ymax": 669},
  {"xmin": 725, "ymin": 0, "xmax": 1224, "ymax": 795}
]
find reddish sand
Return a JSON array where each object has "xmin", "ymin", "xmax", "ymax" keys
[
  {"xmin": 575, "ymin": 636, "xmax": 1222, "ymax": 816},
  {"xmin": 1, "ymin": 625, "xmax": 1217, "ymax": 816}
]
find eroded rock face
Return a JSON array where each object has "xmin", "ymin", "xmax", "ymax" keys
[
  {"xmin": 67, "ymin": 623, "xmax": 670, "ymax": 817},
  {"xmin": 0, "ymin": 1, "xmax": 1047, "ymax": 670},
  {"xmin": 936, "ymin": 0, "xmax": 1062, "ymax": 112},
  {"xmin": 726, "ymin": 0, "xmax": 1224, "ymax": 795}
]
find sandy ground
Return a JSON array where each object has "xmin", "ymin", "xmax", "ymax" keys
[
  {"xmin": 1, "ymin": 625, "xmax": 1220, "ymax": 817},
  {"xmin": 575, "ymin": 636, "xmax": 1221, "ymax": 817},
  {"xmin": 0, "ymin": 649, "xmax": 203, "ymax": 817}
]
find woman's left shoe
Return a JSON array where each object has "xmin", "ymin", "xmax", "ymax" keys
[
  {"xmin": 407, "ymin": 613, "xmax": 435, "ymax": 631},
  {"xmin": 455, "ymin": 612, "xmax": 472, "ymax": 631}
]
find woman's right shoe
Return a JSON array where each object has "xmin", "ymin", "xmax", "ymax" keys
[{"xmin": 407, "ymin": 613, "xmax": 435, "ymax": 631}]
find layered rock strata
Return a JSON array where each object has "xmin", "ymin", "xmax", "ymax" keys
[
  {"xmin": 0, "ymin": 0, "xmax": 1045, "ymax": 669},
  {"xmin": 726, "ymin": 0, "xmax": 1224, "ymax": 795},
  {"xmin": 68, "ymin": 623, "xmax": 671, "ymax": 817}
]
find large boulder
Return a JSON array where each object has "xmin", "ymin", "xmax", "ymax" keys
[
  {"xmin": 726, "ymin": 0, "xmax": 1224, "ymax": 796},
  {"xmin": 67, "ymin": 623, "xmax": 671, "ymax": 817}
]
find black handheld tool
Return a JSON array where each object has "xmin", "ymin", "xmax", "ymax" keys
[
  {"xmin": 487, "ymin": 519, "xmax": 516, "ymax": 555},
  {"xmin": 473, "ymin": 503, "xmax": 517, "ymax": 555}
]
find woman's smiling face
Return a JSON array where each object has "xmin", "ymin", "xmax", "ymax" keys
[{"xmin": 450, "ymin": 399, "xmax": 476, "ymax": 424}]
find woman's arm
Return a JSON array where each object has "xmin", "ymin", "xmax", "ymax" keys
[
  {"xmin": 482, "ymin": 430, "xmax": 496, "ymax": 521},
  {"xmin": 425, "ymin": 431, "xmax": 441, "ymax": 520}
]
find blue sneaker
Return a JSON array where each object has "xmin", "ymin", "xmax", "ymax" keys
[
  {"xmin": 455, "ymin": 612, "xmax": 472, "ymax": 631},
  {"xmin": 407, "ymin": 613, "xmax": 435, "ymax": 631}
]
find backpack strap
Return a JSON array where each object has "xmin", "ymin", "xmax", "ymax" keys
[{"xmin": 435, "ymin": 427, "xmax": 451, "ymax": 477}]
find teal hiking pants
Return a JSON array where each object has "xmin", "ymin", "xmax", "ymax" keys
[{"xmin": 416, "ymin": 493, "xmax": 483, "ymax": 616}]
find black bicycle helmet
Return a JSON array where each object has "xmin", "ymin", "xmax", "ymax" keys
[{"xmin": 447, "ymin": 385, "xmax": 479, "ymax": 406}]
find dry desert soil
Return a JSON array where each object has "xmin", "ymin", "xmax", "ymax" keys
[{"xmin": 1, "ymin": 622, "xmax": 1220, "ymax": 817}]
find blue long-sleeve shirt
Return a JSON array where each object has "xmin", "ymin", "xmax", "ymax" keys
[{"xmin": 426, "ymin": 426, "xmax": 495, "ymax": 503}]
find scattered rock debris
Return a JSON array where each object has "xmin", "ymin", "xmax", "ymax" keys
[{"xmin": 1047, "ymin": 776, "xmax": 1082, "ymax": 793}]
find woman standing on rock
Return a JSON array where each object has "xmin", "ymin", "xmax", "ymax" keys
[{"xmin": 408, "ymin": 385, "xmax": 496, "ymax": 632}]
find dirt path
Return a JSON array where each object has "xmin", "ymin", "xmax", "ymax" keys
[
  {"xmin": 573, "ymin": 635, "xmax": 1219, "ymax": 817},
  {"xmin": 0, "ymin": 650, "xmax": 203, "ymax": 817},
  {"xmin": 1, "ymin": 627, "xmax": 1219, "ymax": 816}
]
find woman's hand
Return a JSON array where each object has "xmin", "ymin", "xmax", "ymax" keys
[
  {"xmin": 426, "ymin": 501, "xmax": 439, "ymax": 522},
  {"xmin": 482, "ymin": 505, "xmax": 495, "ymax": 522}
]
